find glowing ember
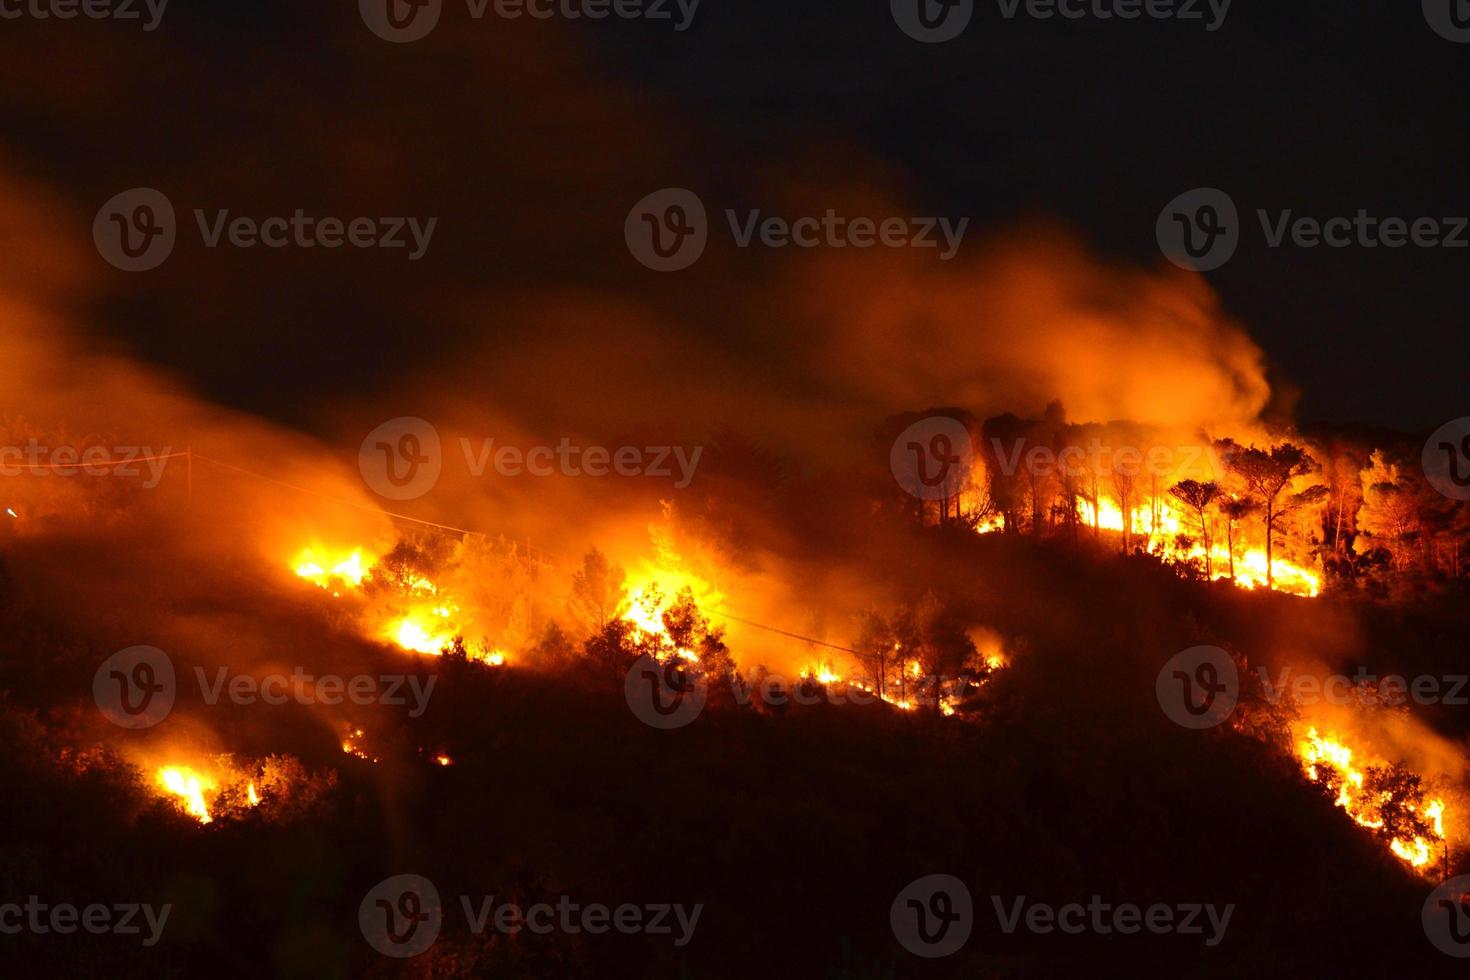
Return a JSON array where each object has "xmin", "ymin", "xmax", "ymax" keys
[
  {"xmin": 434, "ymin": 754, "xmax": 452, "ymax": 767},
  {"xmin": 392, "ymin": 614, "xmax": 455, "ymax": 655},
  {"xmin": 1294, "ymin": 727, "xmax": 1447, "ymax": 871},
  {"xmin": 992, "ymin": 497, "xmax": 1322, "ymax": 597},
  {"xmin": 290, "ymin": 546, "xmax": 473, "ymax": 655},
  {"xmin": 621, "ymin": 581, "xmax": 703, "ymax": 661},
  {"xmin": 152, "ymin": 761, "xmax": 267, "ymax": 824},
  {"xmin": 620, "ymin": 533, "xmax": 724, "ymax": 660},
  {"xmin": 623, "ymin": 584, "xmax": 673, "ymax": 639},
  {"xmin": 801, "ymin": 662, "xmax": 843, "ymax": 685},
  {"xmin": 157, "ymin": 766, "xmax": 217, "ymax": 824},
  {"xmin": 341, "ymin": 728, "xmax": 378, "ymax": 763},
  {"xmin": 293, "ymin": 548, "xmax": 369, "ymax": 591}
]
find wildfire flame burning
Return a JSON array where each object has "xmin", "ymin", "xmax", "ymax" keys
[
  {"xmin": 341, "ymin": 727, "xmax": 378, "ymax": 763},
  {"xmin": 1294, "ymin": 727, "xmax": 1447, "ymax": 872},
  {"xmin": 292, "ymin": 546, "xmax": 477, "ymax": 658},
  {"xmin": 154, "ymin": 762, "xmax": 265, "ymax": 825},
  {"xmin": 979, "ymin": 496, "xmax": 1321, "ymax": 597},
  {"xmin": 292, "ymin": 548, "xmax": 368, "ymax": 594},
  {"xmin": 157, "ymin": 765, "xmax": 215, "ymax": 823}
]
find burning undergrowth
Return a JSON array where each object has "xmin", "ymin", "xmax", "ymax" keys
[{"xmin": 0, "ymin": 180, "xmax": 1467, "ymax": 972}]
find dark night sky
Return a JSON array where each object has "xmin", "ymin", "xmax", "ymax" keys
[{"xmin": 1, "ymin": 0, "xmax": 1465, "ymax": 435}]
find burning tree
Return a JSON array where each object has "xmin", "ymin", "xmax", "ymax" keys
[
  {"xmin": 1110, "ymin": 456, "xmax": 1143, "ymax": 555},
  {"xmin": 979, "ymin": 413, "xmax": 1030, "ymax": 534},
  {"xmin": 911, "ymin": 592, "xmax": 978, "ymax": 716},
  {"xmin": 1217, "ymin": 497, "xmax": 1257, "ymax": 582},
  {"xmin": 1222, "ymin": 442, "xmax": 1327, "ymax": 591},
  {"xmin": 1169, "ymin": 479, "xmax": 1220, "ymax": 578},
  {"xmin": 1350, "ymin": 449, "xmax": 1470, "ymax": 580},
  {"xmin": 567, "ymin": 547, "xmax": 625, "ymax": 636},
  {"xmin": 853, "ymin": 610, "xmax": 897, "ymax": 700},
  {"xmin": 661, "ymin": 586, "xmax": 736, "ymax": 683}
]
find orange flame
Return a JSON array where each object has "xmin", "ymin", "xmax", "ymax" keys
[
  {"xmin": 157, "ymin": 766, "xmax": 215, "ymax": 824},
  {"xmin": 1294, "ymin": 727, "xmax": 1447, "ymax": 871}
]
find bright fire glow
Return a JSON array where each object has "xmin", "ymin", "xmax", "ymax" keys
[
  {"xmin": 289, "ymin": 546, "xmax": 478, "ymax": 657},
  {"xmin": 1295, "ymin": 727, "xmax": 1446, "ymax": 871},
  {"xmin": 801, "ymin": 661, "xmax": 843, "ymax": 685},
  {"xmin": 1011, "ymin": 497, "xmax": 1325, "ymax": 598},
  {"xmin": 620, "ymin": 554, "xmax": 722, "ymax": 663},
  {"xmin": 392, "ymin": 612, "xmax": 456, "ymax": 655},
  {"xmin": 342, "ymin": 727, "xmax": 378, "ymax": 763},
  {"xmin": 157, "ymin": 766, "xmax": 216, "ymax": 823},
  {"xmin": 293, "ymin": 548, "xmax": 369, "ymax": 592},
  {"xmin": 153, "ymin": 763, "xmax": 266, "ymax": 824}
]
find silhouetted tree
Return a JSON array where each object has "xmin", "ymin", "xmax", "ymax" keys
[
  {"xmin": 1218, "ymin": 497, "xmax": 1257, "ymax": 581},
  {"xmin": 853, "ymin": 610, "xmax": 896, "ymax": 699},
  {"xmin": 1223, "ymin": 443, "xmax": 1322, "ymax": 591},
  {"xmin": 912, "ymin": 591, "xmax": 977, "ymax": 716},
  {"xmin": 1170, "ymin": 479, "xmax": 1220, "ymax": 578},
  {"xmin": 567, "ymin": 547, "xmax": 625, "ymax": 636}
]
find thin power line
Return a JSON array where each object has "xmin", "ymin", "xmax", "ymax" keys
[
  {"xmin": 3, "ymin": 452, "xmax": 189, "ymax": 470},
  {"xmin": 190, "ymin": 453, "xmax": 854, "ymax": 659},
  {"xmin": 3, "ymin": 444, "xmax": 855, "ymax": 656},
  {"xmin": 708, "ymin": 611, "xmax": 859, "ymax": 655},
  {"xmin": 192, "ymin": 454, "xmax": 490, "ymax": 538}
]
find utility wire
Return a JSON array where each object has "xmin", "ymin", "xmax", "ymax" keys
[{"xmin": 188, "ymin": 452, "xmax": 856, "ymax": 659}]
